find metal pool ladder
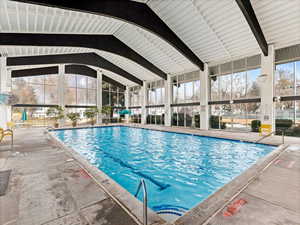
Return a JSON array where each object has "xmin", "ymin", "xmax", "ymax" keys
[
  {"xmin": 255, "ymin": 130, "xmax": 285, "ymax": 144},
  {"xmin": 135, "ymin": 179, "xmax": 148, "ymax": 225}
]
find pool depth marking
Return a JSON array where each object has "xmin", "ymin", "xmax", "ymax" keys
[{"xmin": 99, "ymin": 147, "xmax": 171, "ymax": 190}]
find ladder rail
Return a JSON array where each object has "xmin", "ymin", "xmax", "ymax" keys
[
  {"xmin": 135, "ymin": 179, "xmax": 148, "ymax": 225},
  {"xmin": 255, "ymin": 129, "xmax": 285, "ymax": 144}
]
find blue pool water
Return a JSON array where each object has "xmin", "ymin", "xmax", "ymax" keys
[{"xmin": 52, "ymin": 126, "xmax": 275, "ymax": 216}]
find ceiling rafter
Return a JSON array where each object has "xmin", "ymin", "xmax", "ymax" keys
[
  {"xmin": 235, "ymin": 0, "xmax": 268, "ymax": 56},
  {"xmin": 0, "ymin": 33, "xmax": 167, "ymax": 79},
  {"xmin": 10, "ymin": 0, "xmax": 205, "ymax": 70},
  {"xmin": 7, "ymin": 52, "xmax": 143, "ymax": 85},
  {"xmin": 10, "ymin": 64, "xmax": 127, "ymax": 89}
]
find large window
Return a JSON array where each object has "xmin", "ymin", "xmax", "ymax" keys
[
  {"xmin": 12, "ymin": 106, "xmax": 53, "ymax": 127},
  {"xmin": 64, "ymin": 75, "xmax": 96, "ymax": 106},
  {"xmin": 171, "ymin": 106, "xmax": 200, "ymax": 128},
  {"xmin": 172, "ymin": 74, "xmax": 200, "ymax": 104},
  {"xmin": 102, "ymin": 81, "xmax": 125, "ymax": 107},
  {"xmin": 12, "ymin": 75, "xmax": 58, "ymax": 105},
  {"xmin": 210, "ymin": 103, "xmax": 260, "ymax": 131},
  {"xmin": 275, "ymin": 61, "xmax": 300, "ymax": 96},
  {"xmin": 210, "ymin": 68, "xmax": 261, "ymax": 101},
  {"xmin": 129, "ymin": 86, "xmax": 142, "ymax": 106},
  {"xmin": 130, "ymin": 108, "xmax": 142, "ymax": 123},
  {"xmin": 147, "ymin": 107, "xmax": 165, "ymax": 125},
  {"xmin": 147, "ymin": 80, "xmax": 165, "ymax": 105}
]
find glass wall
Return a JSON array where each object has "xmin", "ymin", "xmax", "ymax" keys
[
  {"xmin": 275, "ymin": 61, "xmax": 300, "ymax": 96},
  {"xmin": 12, "ymin": 106, "xmax": 53, "ymax": 127},
  {"xmin": 12, "ymin": 75, "xmax": 58, "ymax": 104},
  {"xmin": 147, "ymin": 80, "xmax": 165, "ymax": 105},
  {"xmin": 147, "ymin": 107, "xmax": 165, "ymax": 125},
  {"xmin": 102, "ymin": 81, "xmax": 125, "ymax": 107},
  {"xmin": 275, "ymin": 61, "xmax": 300, "ymax": 136},
  {"xmin": 64, "ymin": 75, "xmax": 96, "ymax": 106},
  {"xmin": 210, "ymin": 103, "xmax": 260, "ymax": 131},
  {"xmin": 171, "ymin": 106, "xmax": 200, "ymax": 128},
  {"xmin": 64, "ymin": 107, "xmax": 91, "ymax": 126},
  {"xmin": 130, "ymin": 108, "xmax": 142, "ymax": 123},
  {"xmin": 129, "ymin": 86, "xmax": 142, "ymax": 107},
  {"xmin": 172, "ymin": 73, "xmax": 200, "ymax": 104},
  {"xmin": 210, "ymin": 68, "xmax": 261, "ymax": 101}
]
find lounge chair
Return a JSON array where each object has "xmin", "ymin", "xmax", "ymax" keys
[{"xmin": 0, "ymin": 128, "xmax": 13, "ymax": 149}]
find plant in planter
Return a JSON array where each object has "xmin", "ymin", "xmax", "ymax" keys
[
  {"xmin": 66, "ymin": 112, "xmax": 80, "ymax": 127},
  {"xmin": 84, "ymin": 107, "xmax": 99, "ymax": 126},
  {"xmin": 251, "ymin": 120, "xmax": 261, "ymax": 132},
  {"xmin": 46, "ymin": 106, "xmax": 64, "ymax": 128},
  {"xmin": 101, "ymin": 106, "xmax": 112, "ymax": 124}
]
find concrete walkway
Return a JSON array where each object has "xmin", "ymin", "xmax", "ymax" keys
[
  {"xmin": 0, "ymin": 125, "xmax": 299, "ymax": 225},
  {"xmin": 205, "ymin": 144, "xmax": 300, "ymax": 225},
  {"xmin": 0, "ymin": 128, "xmax": 139, "ymax": 225}
]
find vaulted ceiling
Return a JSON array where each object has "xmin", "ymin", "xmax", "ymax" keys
[{"xmin": 1, "ymin": 0, "xmax": 299, "ymax": 86}]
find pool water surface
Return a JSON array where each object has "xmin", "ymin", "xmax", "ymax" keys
[{"xmin": 52, "ymin": 126, "xmax": 275, "ymax": 216}]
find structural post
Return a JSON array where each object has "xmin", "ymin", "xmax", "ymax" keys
[
  {"xmin": 0, "ymin": 57, "xmax": 12, "ymax": 129},
  {"xmin": 260, "ymin": 44, "xmax": 275, "ymax": 132},
  {"xmin": 141, "ymin": 81, "xmax": 147, "ymax": 125},
  {"xmin": 97, "ymin": 70, "xmax": 103, "ymax": 124},
  {"xmin": 125, "ymin": 85, "xmax": 130, "ymax": 123},
  {"xmin": 200, "ymin": 64, "xmax": 209, "ymax": 130},
  {"xmin": 164, "ymin": 75, "xmax": 172, "ymax": 126},
  {"xmin": 58, "ymin": 64, "xmax": 65, "ymax": 126}
]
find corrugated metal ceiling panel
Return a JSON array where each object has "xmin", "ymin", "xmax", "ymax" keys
[
  {"xmin": 0, "ymin": 0, "xmax": 124, "ymax": 34},
  {"xmin": 96, "ymin": 51, "xmax": 159, "ymax": 82},
  {"xmin": 148, "ymin": 0, "xmax": 260, "ymax": 64},
  {"xmin": 114, "ymin": 24, "xmax": 197, "ymax": 75},
  {"xmin": 0, "ymin": 46, "xmax": 91, "ymax": 57},
  {"xmin": 251, "ymin": 0, "xmax": 300, "ymax": 49}
]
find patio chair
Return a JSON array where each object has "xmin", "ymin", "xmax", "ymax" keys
[{"xmin": 0, "ymin": 127, "xmax": 13, "ymax": 149}]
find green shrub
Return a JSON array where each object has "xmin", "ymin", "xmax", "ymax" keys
[
  {"xmin": 275, "ymin": 119, "xmax": 293, "ymax": 129},
  {"xmin": 210, "ymin": 115, "xmax": 226, "ymax": 129},
  {"xmin": 66, "ymin": 112, "xmax": 80, "ymax": 122},
  {"xmin": 251, "ymin": 120, "xmax": 261, "ymax": 132},
  {"xmin": 195, "ymin": 114, "xmax": 200, "ymax": 128}
]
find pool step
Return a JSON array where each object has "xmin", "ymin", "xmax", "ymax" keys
[{"xmin": 153, "ymin": 205, "xmax": 188, "ymax": 221}]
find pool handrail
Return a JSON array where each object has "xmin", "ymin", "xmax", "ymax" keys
[
  {"xmin": 134, "ymin": 179, "xmax": 148, "ymax": 225},
  {"xmin": 255, "ymin": 130, "xmax": 285, "ymax": 144}
]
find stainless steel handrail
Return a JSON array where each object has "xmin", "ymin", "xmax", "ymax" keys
[
  {"xmin": 134, "ymin": 179, "xmax": 148, "ymax": 225},
  {"xmin": 255, "ymin": 130, "xmax": 285, "ymax": 144}
]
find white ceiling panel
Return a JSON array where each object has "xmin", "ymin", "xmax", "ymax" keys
[
  {"xmin": 251, "ymin": 0, "xmax": 300, "ymax": 49},
  {"xmin": 148, "ymin": 0, "xmax": 260, "ymax": 64},
  {"xmin": 96, "ymin": 50, "xmax": 160, "ymax": 82},
  {"xmin": 0, "ymin": 46, "xmax": 91, "ymax": 57},
  {"xmin": 115, "ymin": 23, "xmax": 198, "ymax": 75},
  {"xmin": 88, "ymin": 66, "xmax": 136, "ymax": 87},
  {"xmin": 0, "ymin": 0, "xmax": 124, "ymax": 34}
]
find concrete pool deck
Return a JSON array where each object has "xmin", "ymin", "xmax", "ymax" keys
[{"xmin": 0, "ymin": 125, "xmax": 299, "ymax": 225}]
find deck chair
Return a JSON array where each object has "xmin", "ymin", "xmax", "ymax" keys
[{"xmin": 0, "ymin": 127, "xmax": 13, "ymax": 149}]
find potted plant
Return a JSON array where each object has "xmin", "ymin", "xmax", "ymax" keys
[
  {"xmin": 46, "ymin": 106, "xmax": 64, "ymax": 128},
  {"xmin": 84, "ymin": 107, "xmax": 99, "ymax": 126},
  {"xmin": 101, "ymin": 106, "xmax": 112, "ymax": 124},
  {"xmin": 66, "ymin": 112, "xmax": 80, "ymax": 127}
]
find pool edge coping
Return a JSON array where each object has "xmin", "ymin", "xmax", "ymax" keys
[
  {"xmin": 174, "ymin": 144, "xmax": 288, "ymax": 225},
  {"xmin": 47, "ymin": 129, "xmax": 166, "ymax": 225},
  {"xmin": 48, "ymin": 124, "xmax": 288, "ymax": 225}
]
